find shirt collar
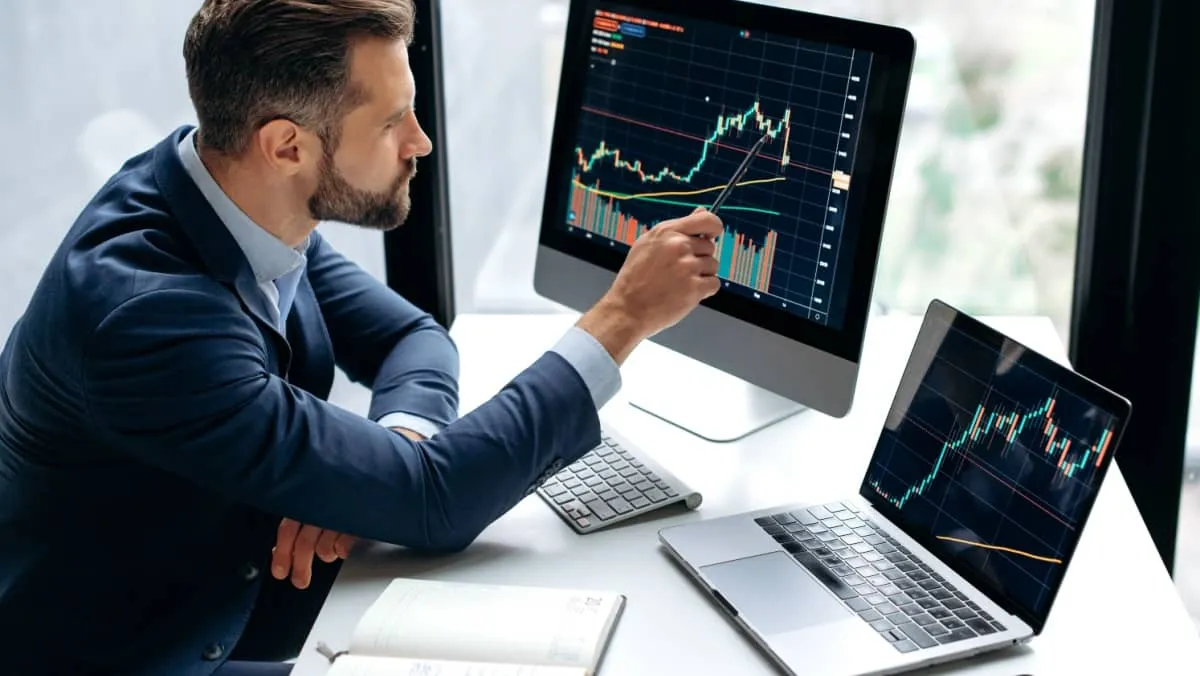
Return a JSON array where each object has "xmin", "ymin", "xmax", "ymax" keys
[{"xmin": 176, "ymin": 129, "xmax": 305, "ymax": 284}]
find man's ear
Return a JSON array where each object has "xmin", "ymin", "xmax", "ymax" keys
[{"xmin": 254, "ymin": 119, "xmax": 318, "ymax": 177}]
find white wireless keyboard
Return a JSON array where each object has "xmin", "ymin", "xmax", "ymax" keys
[{"xmin": 536, "ymin": 427, "xmax": 702, "ymax": 533}]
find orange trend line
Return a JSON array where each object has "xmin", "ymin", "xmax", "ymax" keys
[{"xmin": 936, "ymin": 535, "xmax": 1063, "ymax": 564}]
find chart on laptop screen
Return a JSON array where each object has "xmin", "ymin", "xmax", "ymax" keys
[
  {"xmin": 562, "ymin": 2, "xmax": 873, "ymax": 329},
  {"xmin": 864, "ymin": 319, "xmax": 1120, "ymax": 617}
]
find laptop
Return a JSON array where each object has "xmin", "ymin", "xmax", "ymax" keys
[{"xmin": 658, "ymin": 299, "xmax": 1131, "ymax": 675}]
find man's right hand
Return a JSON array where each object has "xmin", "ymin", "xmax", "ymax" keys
[{"xmin": 577, "ymin": 207, "xmax": 724, "ymax": 364}]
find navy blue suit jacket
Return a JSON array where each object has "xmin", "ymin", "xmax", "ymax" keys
[{"xmin": 0, "ymin": 127, "xmax": 600, "ymax": 674}]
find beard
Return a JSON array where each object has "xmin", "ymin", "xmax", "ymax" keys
[{"xmin": 307, "ymin": 148, "xmax": 415, "ymax": 231}]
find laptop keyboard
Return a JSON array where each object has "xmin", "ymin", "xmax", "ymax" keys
[{"xmin": 754, "ymin": 502, "xmax": 1007, "ymax": 653}]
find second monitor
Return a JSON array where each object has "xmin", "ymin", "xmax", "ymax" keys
[{"xmin": 534, "ymin": 0, "xmax": 915, "ymax": 440}]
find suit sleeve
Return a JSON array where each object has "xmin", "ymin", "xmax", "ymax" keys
[
  {"xmin": 304, "ymin": 232, "xmax": 459, "ymax": 429},
  {"xmin": 81, "ymin": 287, "xmax": 600, "ymax": 551}
]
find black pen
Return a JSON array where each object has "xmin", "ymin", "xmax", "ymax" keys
[{"xmin": 710, "ymin": 131, "xmax": 771, "ymax": 213}]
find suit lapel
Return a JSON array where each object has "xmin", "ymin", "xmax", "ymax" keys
[{"xmin": 285, "ymin": 273, "xmax": 335, "ymax": 396}]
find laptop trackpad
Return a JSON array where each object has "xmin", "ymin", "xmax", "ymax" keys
[{"xmin": 700, "ymin": 551, "xmax": 852, "ymax": 636}]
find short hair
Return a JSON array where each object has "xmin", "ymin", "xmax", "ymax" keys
[{"xmin": 183, "ymin": 0, "xmax": 416, "ymax": 156}]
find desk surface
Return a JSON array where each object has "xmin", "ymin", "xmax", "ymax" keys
[{"xmin": 293, "ymin": 312, "xmax": 1198, "ymax": 675}]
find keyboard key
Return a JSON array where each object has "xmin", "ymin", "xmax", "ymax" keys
[
  {"xmin": 892, "ymin": 639, "xmax": 918, "ymax": 653},
  {"xmin": 966, "ymin": 618, "xmax": 997, "ymax": 635},
  {"xmin": 826, "ymin": 502, "xmax": 848, "ymax": 513},
  {"xmin": 924, "ymin": 622, "xmax": 949, "ymax": 636},
  {"xmin": 875, "ymin": 601, "xmax": 899, "ymax": 617},
  {"xmin": 865, "ymin": 594, "xmax": 887, "ymax": 606},
  {"xmin": 846, "ymin": 597, "xmax": 870, "ymax": 612},
  {"xmin": 953, "ymin": 607, "xmax": 977, "ymax": 621},
  {"xmin": 929, "ymin": 608, "xmax": 952, "ymax": 621},
  {"xmin": 808, "ymin": 505, "xmax": 834, "ymax": 520},
  {"xmin": 896, "ymin": 622, "xmax": 938, "ymax": 649},
  {"xmin": 942, "ymin": 618, "xmax": 965, "ymax": 630},
  {"xmin": 630, "ymin": 496, "xmax": 650, "ymax": 509},
  {"xmin": 859, "ymin": 609, "xmax": 883, "ymax": 623},
  {"xmin": 584, "ymin": 499, "xmax": 616, "ymax": 521},
  {"xmin": 794, "ymin": 510, "xmax": 820, "ymax": 525},
  {"xmin": 913, "ymin": 613, "xmax": 938, "ymax": 627},
  {"xmin": 607, "ymin": 496, "xmax": 633, "ymax": 515},
  {"xmin": 870, "ymin": 619, "xmax": 892, "ymax": 633},
  {"xmin": 936, "ymin": 628, "xmax": 978, "ymax": 645},
  {"xmin": 643, "ymin": 488, "xmax": 667, "ymax": 503}
]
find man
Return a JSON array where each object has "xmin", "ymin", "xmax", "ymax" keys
[{"xmin": 0, "ymin": 0, "xmax": 724, "ymax": 674}]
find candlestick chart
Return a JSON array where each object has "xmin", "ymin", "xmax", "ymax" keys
[
  {"xmin": 563, "ymin": 6, "xmax": 872, "ymax": 327},
  {"xmin": 863, "ymin": 319, "xmax": 1124, "ymax": 617}
]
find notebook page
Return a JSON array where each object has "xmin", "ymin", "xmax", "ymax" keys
[
  {"xmin": 327, "ymin": 655, "xmax": 588, "ymax": 676},
  {"xmin": 348, "ymin": 578, "xmax": 622, "ymax": 669}
]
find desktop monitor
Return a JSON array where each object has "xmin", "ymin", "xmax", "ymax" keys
[{"xmin": 534, "ymin": 0, "xmax": 915, "ymax": 441}]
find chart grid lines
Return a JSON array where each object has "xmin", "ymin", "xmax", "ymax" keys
[
  {"xmin": 563, "ymin": 4, "xmax": 871, "ymax": 326},
  {"xmin": 864, "ymin": 318, "xmax": 1122, "ymax": 618}
]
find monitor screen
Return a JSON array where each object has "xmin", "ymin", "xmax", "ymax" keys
[
  {"xmin": 551, "ymin": 1, "xmax": 881, "ymax": 332},
  {"xmin": 861, "ymin": 302, "xmax": 1129, "ymax": 629}
]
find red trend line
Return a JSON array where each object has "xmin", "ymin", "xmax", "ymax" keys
[{"xmin": 580, "ymin": 105, "xmax": 833, "ymax": 178}]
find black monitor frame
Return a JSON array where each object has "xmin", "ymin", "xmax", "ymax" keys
[
  {"xmin": 537, "ymin": 0, "xmax": 914, "ymax": 363},
  {"xmin": 382, "ymin": 0, "xmax": 456, "ymax": 329}
]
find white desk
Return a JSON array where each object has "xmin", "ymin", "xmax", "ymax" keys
[{"xmin": 293, "ymin": 313, "xmax": 1199, "ymax": 675}]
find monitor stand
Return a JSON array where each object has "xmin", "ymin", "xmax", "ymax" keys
[{"xmin": 622, "ymin": 344, "xmax": 806, "ymax": 443}]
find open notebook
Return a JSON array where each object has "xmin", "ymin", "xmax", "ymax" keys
[{"xmin": 323, "ymin": 578, "xmax": 626, "ymax": 676}]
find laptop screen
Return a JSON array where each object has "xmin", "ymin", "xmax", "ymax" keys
[{"xmin": 859, "ymin": 300, "xmax": 1129, "ymax": 632}]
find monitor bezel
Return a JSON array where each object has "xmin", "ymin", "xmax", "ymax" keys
[
  {"xmin": 859, "ymin": 299, "xmax": 1133, "ymax": 635},
  {"xmin": 538, "ymin": 0, "xmax": 916, "ymax": 363}
]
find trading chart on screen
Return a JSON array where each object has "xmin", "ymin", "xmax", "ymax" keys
[
  {"xmin": 865, "ymin": 319, "xmax": 1121, "ymax": 616},
  {"xmin": 563, "ymin": 4, "xmax": 873, "ymax": 328}
]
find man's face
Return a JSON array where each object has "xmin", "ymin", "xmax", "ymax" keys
[{"xmin": 307, "ymin": 37, "xmax": 432, "ymax": 231}]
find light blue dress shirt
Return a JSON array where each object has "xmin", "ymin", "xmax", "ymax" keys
[{"xmin": 176, "ymin": 130, "xmax": 621, "ymax": 438}]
